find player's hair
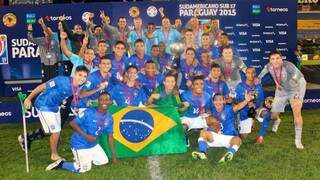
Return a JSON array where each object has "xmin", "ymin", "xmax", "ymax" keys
[
  {"xmin": 94, "ymin": 25, "xmax": 102, "ymax": 31},
  {"xmin": 202, "ymin": 33, "xmax": 210, "ymax": 37},
  {"xmin": 184, "ymin": 28, "xmax": 193, "ymax": 34},
  {"xmin": 192, "ymin": 75, "xmax": 205, "ymax": 83},
  {"xmin": 221, "ymin": 45, "xmax": 233, "ymax": 52},
  {"xmin": 147, "ymin": 22, "xmax": 155, "ymax": 26},
  {"xmin": 100, "ymin": 92, "xmax": 110, "ymax": 97},
  {"xmin": 75, "ymin": 65, "xmax": 89, "ymax": 74},
  {"xmin": 269, "ymin": 50, "xmax": 282, "ymax": 58},
  {"xmin": 114, "ymin": 40, "xmax": 126, "ymax": 48},
  {"xmin": 100, "ymin": 56, "xmax": 112, "ymax": 63},
  {"xmin": 118, "ymin": 16, "xmax": 127, "ymax": 21},
  {"xmin": 186, "ymin": 47, "xmax": 195, "ymax": 53},
  {"xmin": 211, "ymin": 63, "xmax": 221, "ymax": 70},
  {"xmin": 221, "ymin": 32, "xmax": 228, "ymax": 37},
  {"xmin": 162, "ymin": 16, "xmax": 170, "ymax": 22},
  {"xmin": 151, "ymin": 44, "xmax": 159, "ymax": 49},
  {"xmin": 98, "ymin": 40, "xmax": 107, "ymax": 46},
  {"xmin": 135, "ymin": 38, "xmax": 144, "ymax": 45},
  {"xmin": 126, "ymin": 65, "xmax": 138, "ymax": 72},
  {"xmin": 212, "ymin": 93, "xmax": 224, "ymax": 101},
  {"xmin": 145, "ymin": 60, "xmax": 156, "ymax": 65},
  {"xmin": 164, "ymin": 72, "xmax": 177, "ymax": 81},
  {"xmin": 134, "ymin": 17, "xmax": 142, "ymax": 21}
]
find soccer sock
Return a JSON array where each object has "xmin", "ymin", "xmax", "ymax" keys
[
  {"xmin": 274, "ymin": 118, "xmax": 281, "ymax": 126},
  {"xmin": 27, "ymin": 128, "xmax": 47, "ymax": 141},
  {"xmin": 198, "ymin": 138, "xmax": 207, "ymax": 153},
  {"xmin": 258, "ymin": 111, "xmax": 271, "ymax": 137},
  {"xmin": 228, "ymin": 145, "xmax": 239, "ymax": 154},
  {"xmin": 295, "ymin": 127, "xmax": 302, "ymax": 141},
  {"xmin": 62, "ymin": 162, "xmax": 80, "ymax": 173}
]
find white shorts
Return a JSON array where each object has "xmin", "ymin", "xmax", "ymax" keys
[
  {"xmin": 72, "ymin": 144, "xmax": 109, "ymax": 173},
  {"xmin": 36, "ymin": 108, "xmax": 61, "ymax": 133},
  {"xmin": 182, "ymin": 116, "xmax": 208, "ymax": 130},
  {"xmin": 206, "ymin": 131, "xmax": 234, "ymax": 148},
  {"xmin": 239, "ymin": 118, "xmax": 253, "ymax": 134},
  {"xmin": 271, "ymin": 79, "xmax": 306, "ymax": 113}
]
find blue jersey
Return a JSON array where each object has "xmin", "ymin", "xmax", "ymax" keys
[
  {"xmin": 235, "ymin": 82, "xmax": 264, "ymax": 121},
  {"xmin": 127, "ymin": 54, "xmax": 152, "ymax": 71},
  {"xmin": 153, "ymin": 28, "xmax": 181, "ymax": 54},
  {"xmin": 210, "ymin": 105, "xmax": 238, "ymax": 136},
  {"xmin": 109, "ymin": 54, "xmax": 129, "ymax": 83},
  {"xmin": 70, "ymin": 108, "xmax": 113, "ymax": 149},
  {"xmin": 179, "ymin": 60, "xmax": 199, "ymax": 91},
  {"xmin": 204, "ymin": 79, "xmax": 230, "ymax": 97},
  {"xmin": 109, "ymin": 83, "xmax": 147, "ymax": 106},
  {"xmin": 35, "ymin": 76, "xmax": 74, "ymax": 112},
  {"xmin": 92, "ymin": 53, "xmax": 107, "ymax": 67},
  {"xmin": 158, "ymin": 53, "xmax": 171, "ymax": 73},
  {"xmin": 137, "ymin": 73, "xmax": 164, "ymax": 97},
  {"xmin": 181, "ymin": 90, "xmax": 211, "ymax": 118},
  {"xmin": 195, "ymin": 47, "xmax": 219, "ymax": 61},
  {"xmin": 194, "ymin": 63, "xmax": 211, "ymax": 77},
  {"xmin": 127, "ymin": 29, "xmax": 147, "ymax": 53}
]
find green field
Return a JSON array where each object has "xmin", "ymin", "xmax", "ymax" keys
[{"xmin": 0, "ymin": 109, "xmax": 320, "ymax": 180}]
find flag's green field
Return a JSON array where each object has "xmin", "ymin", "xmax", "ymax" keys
[{"xmin": 0, "ymin": 109, "xmax": 320, "ymax": 180}]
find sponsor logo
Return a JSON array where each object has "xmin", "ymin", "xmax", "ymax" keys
[
  {"xmin": 276, "ymin": 48, "xmax": 288, "ymax": 52},
  {"xmin": 278, "ymin": 31, "xmax": 287, "ymax": 35},
  {"xmin": 252, "ymin": 23, "xmax": 260, "ymax": 27},
  {"xmin": 229, "ymin": 40, "xmax": 234, "ymax": 44},
  {"xmin": 276, "ymin": 23, "xmax": 288, "ymax": 27},
  {"xmin": 238, "ymin": 43, "xmax": 247, "ymax": 46},
  {"xmin": 265, "ymin": 40, "xmax": 274, "ymax": 44},
  {"xmin": 224, "ymin": 26, "xmax": 234, "ymax": 29},
  {"xmin": 265, "ymin": 51, "xmax": 271, "ymax": 54},
  {"xmin": 298, "ymin": 0, "xmax": 319, "ymax": 4},
  {"xmin": 226, "ymin": 32, "xmax": 235, "ymax": 36},
  {"xmin": 252, "ymin": 59, "xmax": 260, "ymax": 62},
  {"xmin": 263, "ymin": 31, "xmax": 275, "ymax": 35},
  {"xmin": 278, "ymin": 42, "xmax": 287, "ymax": 45},
  {"xmin": 2, "ymin": 13, "xmax": 17, "ymax": 28},
  {"xmin": 265, "ymin": 26, "xmax": 274, "ymax": 29},
  {"xmin": 241, "ymin": 57, "xmax": 248, "ymax": 61},
  {"xmin": 26, "ymin": 13, "xmax": 36, "ymax": 24},
  {"xmin": 11, "ymin": 38, "xmax": 39, "ymax": 58},
  {"xmin": 237, "ymin": 49, "xmax": 249, "ymax": 52},
  {"xmin": 0, "ymin": 112, "xmax": 12, "ymax": 117},
  {"xmin": 0, "ymin": 34, "xmax": 9, "ymax": 64},
  {"xmin": 238, "ymin": 31, "xmax": 247, "ymax": 35},
  {"xmin": 263, "ymin": 57, "xmax": 269, "ymax": 60},
  {"xmin": 249, "ymin": 40, "xmax": 262, "ymax": 44},
  {"xmin": 252, "ymin": 4, "xmax": 261, "ymax": 15},
  {"xmin": 251, "ymin": 65, "xmax": 262, "ymax": 68},
  {"xmin": 147, "ymin": 6, "xmax": 158, "ymax": 17},
  {"xmin": 304, "ymin": 98, "xmax": 320, "ymax": 103},
  {"xmin": 45, "ymin": 15, "xmax": 72, "ymax": 22},
  {"xmin": 251, "ymin": 34, "xmax": 260, "ymax": 37},
  {"xmin": 11, "ymin": 87, "xmax": 22, "ymax": 91},
  {"xmin": 236, "ymin": 24, "xmax": 249, "ymax": 27},
  {"xmin": 252, "ymin": 48, "xmax": 261, "ymax": 52},
  {"xmin": 266, "ymin": 7, "xmax": 289, "ymax": 13}
]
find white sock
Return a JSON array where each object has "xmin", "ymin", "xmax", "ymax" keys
[
  {"xmin": 232, "ymin": 145, "xmax": 239, "ymax": 152},
  {"xmin": 274, "ymin": 119, "xmax": 281, "ymax": 126},
  {"xmin": 295, "ymin": 127, "xmax": 302, "ymax": 141}
]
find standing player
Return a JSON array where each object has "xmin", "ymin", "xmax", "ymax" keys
[
  {"xmin": 128, "ymin": 39, "xmax": 151, "ymax": 72},
  {"xmin": 258, "ymin": 51, "xmax": 307, "ymax": 149},
  {"xmin": 194, "ymin": 50, "xmax": 212, "ymax": 77},
  {"xmin": 110, "ymin": 41, "xmax": 129, "ymax": 83},
  {"xmin": 46, "ymin": 92, "xmax": 117, "ymax": 173},
  {"xmin": 235, "ymin": 67, "xmax": 265, "ymax": 139},
  {"xmin": 180, "ymin": 76, "xmax": 212, "ymax": 146},
  {"xmin": 109, "ymin": 65, "xmax": 147, "ymax": 106},
  {"xmin": 19, "ymin": 66, "xmax": 89, "ymax": 161},
  {"xmin": 179, "ymin": 47, "xmax": 199, "ymax": 91},
  {"xmin": 204, "ymin": 63, "xmax": 229, "ymax": 98}
]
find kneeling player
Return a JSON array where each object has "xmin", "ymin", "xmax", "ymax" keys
[
  {"xmin": 46, "ymin": 92, "xmax": 117, "ymax": 173},
  {"xmin": 192, "ymin": 116, "xmax": 241, "ymax": 164}
]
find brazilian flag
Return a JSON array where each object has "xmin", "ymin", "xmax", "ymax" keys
[{"xmin": 98, "ymin": 105, "xmax": 187, "ymax": 158}]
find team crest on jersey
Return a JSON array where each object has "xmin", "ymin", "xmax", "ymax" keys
[{"xmin": 48, "ymin": 81, "xmax": 56, "ymax": 88}]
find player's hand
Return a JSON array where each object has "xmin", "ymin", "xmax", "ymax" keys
[
  {"xmin": 24, "ymin": 98, "xmax": 32, "ymax": 110},
  {"xmin": 244, "ymin": 91, "xmax": 253, "ymax": 103},
  {"xmin": 151, "ymin": 93, "xmax": 160, "ymax": 99},
  {"xmin": 83, "ymin": 33, "xmax": 89, "ymax": 46},
  {"xmin": 186, "ymin": 80, "xmax": 192, "ymax": 88},
  {"xmin": 99, "ymin": 10, "xmax": 106, "ymax": 20},
  {"xmin": 183, "ymin": 101, "xmax": 190, "ymax": 108},
  {"xmin": 27, "ymin": 24, "xmax": 33, "ymax": 31},
  {"xmin": 38, "ymin": 17, "xmax": 44, "ymax": 25},
  {"xmin": 86, "ymin": 134, "xmax": 96, "ymax": 142},
  {"xmin": 60, "ymin": 31, "xmax": 68, "ymax": 39},
  {"xmin": 99, "ymin": 81, "xmax": 108, "ymax": 90},
  {"xmin": 58, "ymin": 22, "xmax": 63, "ymax": 32},
  {"xmin": 59, "ymin": 14, "xmax": 66, "ymax": 22},
  {"xmin": 254, "ymin": 77, "xmax": 261, "ymax": 85}
]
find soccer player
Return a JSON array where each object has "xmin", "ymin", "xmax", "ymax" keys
[
  {"xmin": 79, "ymin": 56, "xmax": 114, "ymax": 110},
  {"xmin": 179, "ymin": 47, "xmax": 199, "ymax": 91},
  {"xmin": 127, "ymin": 39, "xmax": 151, "ymax": 72},
  {"xmin": 255, "ymin": 96, "xmax": 273, "ymax": 144},
  {"xmin": 109, "ymin": 65, "xmax": 147, "ymax": 106},
  {"xmin": 138, "ymin": 61, "xmax": 164, "ymax": 97},
  {"xmin": 128, "ymin": 17, "xmax": 146, "ymax": 55},
  {"xmin": 192, "ymin": 92, "xmax": 253, "ymax": 162},
  {"xmin": 194, "ymin": 50, "xmax": 212, "ymax": 77},
  {"xmin": 192, "ymin": 115, "xmax": 241, "ymax": 164},
  {"xmin": 46, "ymin": 92, "xmax": 117, "ymax": 173},
  {"xmin": 20, "ymin": 66, "xmax": 89, "ymax": 161},
  {"xmin": 180, "ymin": 76, "xmax": 212, "ymax": 146},
  {"xmin": 195, "ymin": 33, "xmax": 219, "ymax": 61},
  {"xmin": 204, "ymin": 63, "xmax": 229, "ymax": 97},
  {"xmin": 214, "ymin": 46, "xmax": 247, "ymax": 98},
  {"xmin": 150, "ymin": 45, "xmax": 161, "ymax": 70},
  {"xmin": 92, "ymin": 40, "xmax": 109, "ymax": 66},
  {"xmin": 60, "ymin": 31, "xmax": 98, "ymax": 76},
  {"xmin": 158, "ymin": 42, "xmax": 171, "ymax": 73},
  {"xmin": 235, "ymin": 67, "xmax": 265, "ymax": 139},
  {"xmin": 110, "ymin": 41, "xmax": 129, "ymax": 83},
  {"xmin": 257, "ymin": 51, "xmax": 307, "ymax": 149}
]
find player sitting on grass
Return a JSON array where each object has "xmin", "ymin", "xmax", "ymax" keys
[
  {"xmin": 192, "ymin": 92, "xmax": 253, "ymax": 163},
  {"xmin": 46, "ymin": 92, "xmax": 117, "ymax": 173},
  {"xmin": 192, "ymin": 115, "xmax": 241, "ymax": 164},
  {"xmin": 180, "ymin": 75, "xmax": 212, "ymax": 147}
]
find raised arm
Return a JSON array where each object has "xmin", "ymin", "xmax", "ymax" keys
[{"xmin": 60, "ymin": 31, "xmax": 73, "ymax": 58}]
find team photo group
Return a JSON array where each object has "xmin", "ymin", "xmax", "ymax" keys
[{"xmin": 18, "ymin": 9, "xmax": 306, "ymax": 174}]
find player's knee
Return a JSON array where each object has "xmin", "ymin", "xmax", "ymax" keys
[{"xmin": 231, "ymin": 137, "xmax": 241, "ymax": 145}]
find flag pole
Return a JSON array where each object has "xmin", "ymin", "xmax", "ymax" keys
[{"xmin": 18, "ymin": 92, "xmax": 29, "ymax": 173}]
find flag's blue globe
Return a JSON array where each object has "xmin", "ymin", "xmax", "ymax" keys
[{"xmin": 120, "ymin": 110, "xmax": 154, "ymax": 143}]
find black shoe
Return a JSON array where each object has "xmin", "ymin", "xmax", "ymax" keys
[
  {"xmin": 18, "ymin": 135, "xmax": 31, "ymax": 151},
  {"xmin": 45, "ymin": 158, "xmax": 65, "ymax": 171}
]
